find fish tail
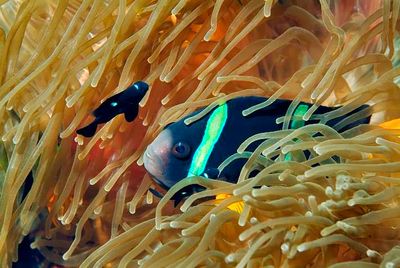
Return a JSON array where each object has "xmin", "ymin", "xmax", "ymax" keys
[
  {"xmin": 338, "ymin": 104, "xmax": 371, "ymax": 130},
  {"xmin": 321, "ymin": 104, "xmax": 371, "ymax": 132},
  {"xmin": 76, "ymin": 122, "xmax": 98, "ymax": 137}
]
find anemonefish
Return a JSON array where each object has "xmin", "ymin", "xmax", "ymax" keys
[
  {"xmin": 77, "ymin": 81, "xmax": 149, "ymax": 137},
  {"xmin": 143, "ymin": 96, "xmax": 370, "ymax": 204}
]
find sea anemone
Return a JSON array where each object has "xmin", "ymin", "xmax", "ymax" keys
[{"xmin": 0, "ymin": 0, "xmax": 400, "ymax": 267}]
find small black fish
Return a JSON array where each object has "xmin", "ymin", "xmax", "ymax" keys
[
  {"xmin": 77, "ymin": 81, "xmax": 149, "ymax": 137},
  {"xmin": 143, "ymin": 96, "xmax": 371, "ymax": 204}
]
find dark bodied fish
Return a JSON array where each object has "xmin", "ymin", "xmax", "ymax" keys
[
  {"xmin": 77, "ymin": 81, "xmax": 149, "ymax": 137},
  {"xmin": 143, "ymin": 96, "xmax": 370, "ymax": 205}
]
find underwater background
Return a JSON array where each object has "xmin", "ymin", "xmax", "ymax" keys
[{"xmin": 0, "ymin": 0, "xmax": 400, "ymax": 267}]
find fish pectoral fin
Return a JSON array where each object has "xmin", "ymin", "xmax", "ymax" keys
[
  {"xmin": 171, "ymin": 185, "xmax": 206, "ymax": 207},
  {"xmin": 124, "ymin": 107, "xmax": 138, "ymax": 122},
  {"xmin": 149, "ymin": 188, "xmax": 164, "ymax": 199},
  {"xmin": 76, "ymin": 121, "xmax": 98, "ymax": 137},
  {"xmin": 172, "ymin": 192, "xmax": 186, "ymax": 207},
  {"xmin": 173, "ymin": 198, "xmax": 181, "ymax": 207}
]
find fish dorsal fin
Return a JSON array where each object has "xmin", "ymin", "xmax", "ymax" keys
[{"xmin": 228, "ymin": 96, "xmax": 292, "ymax": 119}]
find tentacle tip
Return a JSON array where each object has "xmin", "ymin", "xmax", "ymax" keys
[
  {"xmin": 296, "ymin": 244, "xmax": 306, "ymax": 252},
  {"xmin": 181, "ymin": 229, "xmax": 189, "ymax": 236},
  {"xmin": 225, "ymin": 254, "xmax": 235, "ymax": 263},
  {"xmin": 347, "ymin": 199, "xmax": 356, "ymax": 206},
  {"xmin": 238, "ymin": 235, "xmax": 246, "ymax": 242},
  {"xmin": 12, "ymin": 136, "xmax": 20, "ymax": 145},
  {"xmin": 62, "ymin": 253, "xmax": 70, "ymax": 260},
  {"xmin": 242, "ymin": 109, "xmax": 251, "ymax": 117}
]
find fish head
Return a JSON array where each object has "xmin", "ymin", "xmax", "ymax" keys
[
  {"xmin": 132, "ymin": 80, "xmax": 149, "ymax": 98},
  {"xmin": 143, "ymin": 117, "xmax": 205, "ymax": 190},
  {"xmin": 122, "ymin": 80, "xmax": 149, "ymax": 104}
]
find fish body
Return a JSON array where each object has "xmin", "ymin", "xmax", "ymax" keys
[
  {"xmin": 143, "ymin": 96, "xmax": 370, "ymax": 201},
  {"xmin": 77, "ymin": 81, "xmax": 149, "ymax": 137}
]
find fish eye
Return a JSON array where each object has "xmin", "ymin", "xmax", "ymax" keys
[{"xmin": 171, "ymin": 142, "xmax": 191, "ymax": 159}]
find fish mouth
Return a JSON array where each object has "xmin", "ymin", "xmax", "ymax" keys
[
  {"xmin": 143, "ymin": 145, "xmax": 168, "ymax": 186},
  {"xmin": 149, "ymin": 175, "xmax": 170, "ymax": 191}
]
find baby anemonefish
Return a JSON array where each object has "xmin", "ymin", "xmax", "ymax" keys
[
  {"xmin": 77, "ymin": 81, "xmax": 149, "ymax": 137},
  {"xmin": 143, "ymin": 96, "xmax": 370, "ymax": 205}
]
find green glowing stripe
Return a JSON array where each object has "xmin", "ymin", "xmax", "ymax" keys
[
  {"xmin": 290, "ymin": 104, "xmax": 308, "ymax": 129},
  {"xmin": 187, "ymin": 103, "xmax": 228, "ymax": 177},
  {"xmin": 285, "ymin": 104, "xmax": 309, "ymax": 161}
]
